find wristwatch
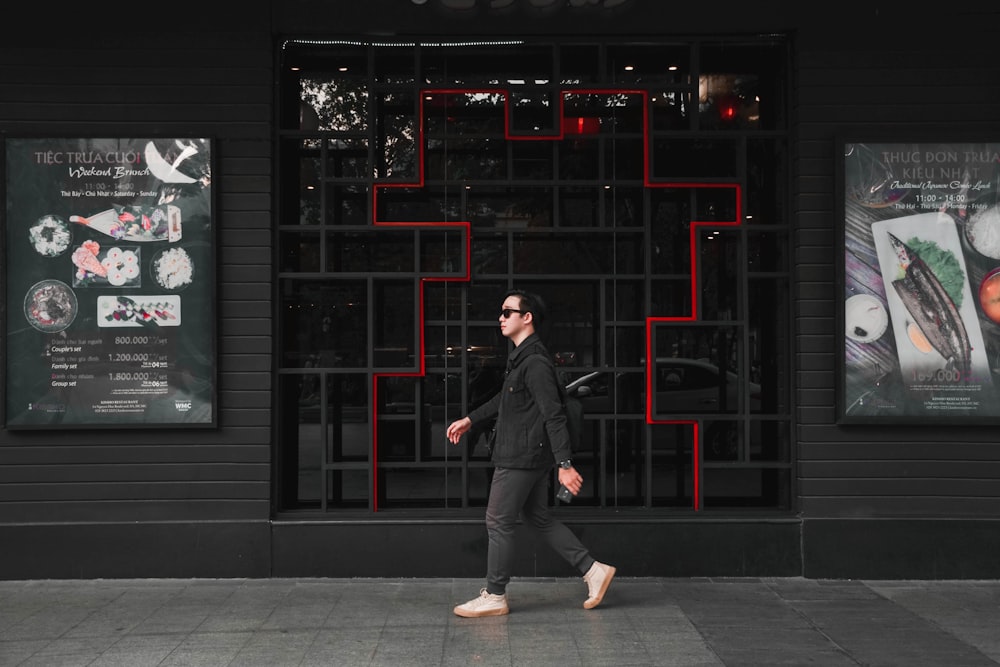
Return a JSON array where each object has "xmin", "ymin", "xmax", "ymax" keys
[{"xmin": 558, "ymin": 459, "xmax": 573, "ymax": 469}]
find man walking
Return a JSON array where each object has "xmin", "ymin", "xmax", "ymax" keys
[{"xmin": 446, "ymin": 289, "xmax": 616, "ymax": 617}]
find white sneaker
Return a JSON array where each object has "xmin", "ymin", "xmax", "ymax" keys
[
  {"xmin": 583, "ymin": 561, "xmax": 616, "ymax": 609},
  {"xmin": 453, "ymin": 588, "xmax": 509, "ymax": 618}
]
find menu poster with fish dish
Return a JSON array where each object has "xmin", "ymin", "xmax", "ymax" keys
[
  {"xmin": 4, "ymin": 137, "xmax": 215, "ymax": 428},
  {"xmin": 840, "ymin": 139, "xmax": 1000, "ymax": 423}
]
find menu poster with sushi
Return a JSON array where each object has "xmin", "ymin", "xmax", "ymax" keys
[
  {"xmin": 840, "ymin": 140, "xmax": 1000, "ymax": 423},
  {"xmin": 4, "ymin": 137, "xmax": 215, "ymax": 428}
]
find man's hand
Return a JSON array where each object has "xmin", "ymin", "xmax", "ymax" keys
[
  {"xmin": 557, "ymin": 466, "xmax": 582, "ymax": 496},
  {"xmin": 446, "ymin": 417, "xmax": 472, "ymax": 444}
]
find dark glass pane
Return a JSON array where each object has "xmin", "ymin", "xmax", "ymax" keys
[
  {"xmin": 571, "ymin": 418, "xmax": 599, "ymax": 504},
  {"xmin": 615, "ymin": 232, "xmax": 644, "ymax": 274},
  {"xmin": 749, "ymin": 420, "xmax": 790, "ymax": 462},
  {"xmin": 376, "ymin": 92, "xmax": 417, "ymax": 180},
  {"xmin": 694, "ymin": 187, "xmax": 739, "ymax": 222},
  {"xmin": 325, "ymin": 184, "xmax": 368, "ymax": 226},
  {"xmin": 326, "ymin": 373, "xmax": 369, "ymax": 464},
  {"xmin": 279, "ymin": 374, "xmax": 321, "ymax": 508},
  {"xmin": 559, "ymin": 187, "xmax": 598, "ymax": 227},
  {"xmin": 423, "ymin": 371, "xmax": 462, "ymax": 454},
  {"xmin": 471, "ymin": 235, "xmax": 508, "ymax": 275},
  {"xmin": 423, "ymin": 282, "xmax": 464, "ymax": 321},
  {"xmin": 748, "ymin": 277, "xmax": 790, "ymax": 416},
  {"xmin": 747, "ymin": 230, "xmax": 788, "ymax": 272},
  {"xmin": 426, "ymin": 137, "xmax": 507, "ymax": 180},
  {"xmin": 538, "ymin": 281, "xmax": 600, "ymax": 365},
  {"xmin": 702, "ymin": 419, "xmax": 741, "ymax": 461},
  {"xmin": 467, "ymin": 281, "xmax": 509, "ymax": 321},
  {"xmin": 559, "ymin": 137, "xmax": 599, "ymax": 180},
  {"xmin": 467, "ymin": 187, "xmax": 551, "ymax": 228},
  {"xmin": 650, "ymin": 422, "xmax": 694, "ymax": 508},
  {"xmin": 379, "ymin": 376, "xmax": 417, "ymax": 415},
  {"xmin": 606, "ymin": 187, "xmax": 643, "ymax": 228},
  {"xmin": 606, "ymin": 137, "xmax": 645, "ymax": 180},
  {"xmin": 605, "ymin": 325, "xmax": 645, "ymax": 367},
  {"xmin": 467, "ymin": 324, "xmax": 509, "ymax": 376},
  {"xmin": 279, "ymin": 230, "xmax": 320, "ymax": 273},
  {"xmin": 468, "ymin": 328, "xmax": 506, "ymax": 407},
  {"xmin": 559, "ymin": 44, "xmax": 601, "ymax": 85},
  {"xmin": 511, "ymin": 141, "xmax": 554, "ymax": 180},
  {"xmin": 607, "ymin": 280, "xmax": 644, "ymax": 319},
  {"xmin": 699, "ymin": 229, "xmax": 740, "ymax": 320},
  {"xmin": 374, "ymin": 47, "xmax": 415, "ymax": 85},
  {"xmin": 649, "ymin": 278, "xmax": 691, "ymax": 316},
  {"xmin": 326, "ymin": 137, "xmax": 369, "ymax": 179},
  {"xmin": 376, "ymin": 187, "xmax": 462, "ymax": 223},
  {"xmin": 609, "ymin": 372, "xmax": 645, "ymax": 414},
  {"xmin": 652, "ymin": 91, "xmax": 691, "ymax": 131},
  {"xmin": 747, "ymin": 137, "xmax": 788, "ymax": 225},
  {"xmin": 512, "ymin": 233, "xmax": 612, "ymax": 274},
  {"xmin": 604, "ymin": 420, "xmax": 646, "ymax": 506},
  {"xmin": 279, "ymin": 279, "xmax": 367, "ymax": 368},
  {"xmin": 651, "ymin": 138, "xmax": 740, "ymax": 179},
  {"xmin": 374, "ymin": 281, "xmax": 415, "ymax": 367},
  {"xmin": 299, "ymin": 140, "xmax": 321, "ymax": 225},
  {"xmin": 425, "ymin": 325, "xmax": 464, "ymax": 369},
  {"xmin": 510, "ymin": 90, "xmax": 556, "ymax": 134},
  {"xmin": 326, "ymin": 469, "xmax": 368, "ymax": 509},
  {"xmin": 328, "ymin": 230, "xmax": 414, "ymax": 272},
  {"xmin": 419, "ymin": 228, "xmax": 466, "ymax": 275},
  {"xmin": 650, "ymin": 191, "xmax": 692, "ymax": 274}
]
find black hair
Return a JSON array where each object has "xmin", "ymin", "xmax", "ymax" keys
[{"xmin": 505, "ymin": 288, "xmax": 546, "ymax": 327}]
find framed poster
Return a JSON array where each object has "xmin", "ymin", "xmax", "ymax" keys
[
  {"xmin": 839, "ymin": 138, "xmax": 1000, "ymax": 423},
  {"xmin": 4, "ymin": 137, "xmax": 215, "ymax": 428}
]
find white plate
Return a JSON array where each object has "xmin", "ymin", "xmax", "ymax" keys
[
  {"xmin": 845, "ymin": 294, "xmax": 888, "ymax": 343},
  {"xmin": 150, "ymin": 246, "xmax": 194, "ymax": 290}
]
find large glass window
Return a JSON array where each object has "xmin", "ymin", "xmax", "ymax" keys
[{"xmin": 277, "ymin": 37, "xmax": 791, "ymax": 514}]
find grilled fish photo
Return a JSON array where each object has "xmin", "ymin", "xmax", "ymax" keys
[{"xmin": 886, "ymin": 232, "xmax": 971, "ymax": 377}]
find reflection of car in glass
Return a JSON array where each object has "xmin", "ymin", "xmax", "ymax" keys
[
  {"xmin": 565, "ymin": 358, "xmax": 761, "ymax": 460},
  {"xmin": 653, "ymin": 358, "xmax": 760, "ymax": 415},
  {"xmin": 565, "ymin": 358, "xmax": 760, "ymax": 415}
]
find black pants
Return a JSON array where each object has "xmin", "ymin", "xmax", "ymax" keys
[{"xmin": 484, "ymin": 466, "xmax": 594, "ymax": 595}]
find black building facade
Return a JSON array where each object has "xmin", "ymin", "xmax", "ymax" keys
[{"xmin": 1, "ymin": 0, "xmax": 999, "ymax": 580}]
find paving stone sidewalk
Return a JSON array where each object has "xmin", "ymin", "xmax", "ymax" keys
[{"xmin": 1, "ymin": 577, "xmax": 998, "ymax": 666}]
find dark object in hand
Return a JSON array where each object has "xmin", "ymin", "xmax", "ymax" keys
[{"xmin": 556, "ymin": 484, "xmax": 573, "ymax": 503}]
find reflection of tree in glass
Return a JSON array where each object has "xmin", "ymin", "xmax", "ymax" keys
[
  {"xmin": 300, "ymin": 77, "xmax": 368, "ymax": 132},
  {"xmin": 300, "ymin": 78, "xmax": 419, "ymax": 180}
]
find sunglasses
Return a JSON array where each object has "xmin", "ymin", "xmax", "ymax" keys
[{"xmin": 500, "ymin": 308, "xmax": 524, "ymax": 319}]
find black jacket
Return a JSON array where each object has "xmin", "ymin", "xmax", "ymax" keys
[{"xmin": 467, "ymin": 334, "xmax": 573, "ymax": 469}]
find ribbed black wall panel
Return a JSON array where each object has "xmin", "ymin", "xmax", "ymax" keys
[
  {"xmin": 791, "ymin": 3, "xmax": 1000, "ymax": 576},
  {"xmin": 793, "ymin": 3, "xmax": 1000, "ymax": 521},
  {"xmin": 0, "ymin": 1, "xmax": 274, "ymax": 575}
]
